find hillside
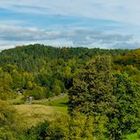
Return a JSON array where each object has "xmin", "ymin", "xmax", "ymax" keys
[
  {"xmin": 1, "ymin": 44, "xmax": 140, "ymax": 140},
  {"xmin": 0, "ymin": 44, "xmax": 134, "ymax": 100}
]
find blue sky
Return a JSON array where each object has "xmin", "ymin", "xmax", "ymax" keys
[{"xmin": 0, "ymin": 0, "xmax": 140, "ymax": 49}]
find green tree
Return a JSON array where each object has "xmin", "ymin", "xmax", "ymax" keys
[
  {"xmin": 24, "ymin": 86, "xmax": 46, "ymax": 100},
  {"xmin": 0, "ymin": 70, "xmax": 14, "ymax": 100},
  {"xmin": 106, "ymin": 73, "xmax": 140, "ymax": 140},
  {"xmin": 68, "ymin": 56, "xmax": 114, "ymax": 138},
  {"xmin": 0, "ymin": 100, "xmax": 17, "ymax": 140}
]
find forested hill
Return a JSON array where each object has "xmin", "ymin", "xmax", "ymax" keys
[
  {"xmin": 0, "ymin": 44, "xmax": 140, "ymax": 100},
  {"xmin": 0, "ymin": 44, "xmax": 129, "ymax": 71}
]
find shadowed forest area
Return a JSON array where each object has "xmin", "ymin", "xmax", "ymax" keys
[{"xmin": 0, "ymin": 44, "xmax": 140, "ymax": 140}]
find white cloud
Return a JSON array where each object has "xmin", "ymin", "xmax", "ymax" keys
[
  {"xmin": 0, "ymin": 0, "xmax": 140, "ymax": 49},
  {"xmin": 0, "ymin": 0, "xmax": 140, "ymax": 25},
  {"xmin": 0, "ymin": 23, "xmax": 137, "ymax": 49}
]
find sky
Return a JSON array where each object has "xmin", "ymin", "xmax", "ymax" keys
[{"xmin": 0, "ymin": 0, "xmax": 140, "ymax": 50}]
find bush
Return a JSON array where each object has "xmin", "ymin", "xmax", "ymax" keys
[
  {"xmin": 0, "ymin": 100, "xmax": 17, "ymax": 139},
  {"xmin": 24, "ymin": 86, "xmax": 47, "ymax": 100}
]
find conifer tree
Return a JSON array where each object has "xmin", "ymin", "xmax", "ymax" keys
[{"xmin": 68, "ymin": 56, "xmax": 115, "ymax": 138}]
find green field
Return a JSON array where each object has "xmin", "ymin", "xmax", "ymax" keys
[{"xmin": 9, "ymin": 95, "xmax": 68, "ymax": 129}]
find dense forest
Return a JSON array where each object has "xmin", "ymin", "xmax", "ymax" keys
[{"xmin": 0, "ymin": 44, "xmax": 140, "ymax": 140}]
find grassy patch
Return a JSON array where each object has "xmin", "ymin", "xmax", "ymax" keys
[
  {"xmin": 13, "ymin": 95, "xmax": 68, "ymax": 129},
  {"xmin": 14, "ymin": 104, "xmax": 58, "ymax": 128},
  {"xmin": 8, "ymin": 95, "xmax": 25, "ymax": 105},
  {"xmin": 32, "ymin": 94, "xmax": 68, "ymax": 113},
  {"xmin": 33, "ymin": 95, "xmax": 68, "ymax": 106},
  {"xmin": 126, "ymin": 133, "xmax": 140, "ymax": 140},
  {"xmin": 47, "ymin": 95, "xmax": 68, "ymax": 107}
]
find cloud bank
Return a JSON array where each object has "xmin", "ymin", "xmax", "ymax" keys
[{"xmin": 0, "ymin": 0, "xmax": 140, "ymax": 49}]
